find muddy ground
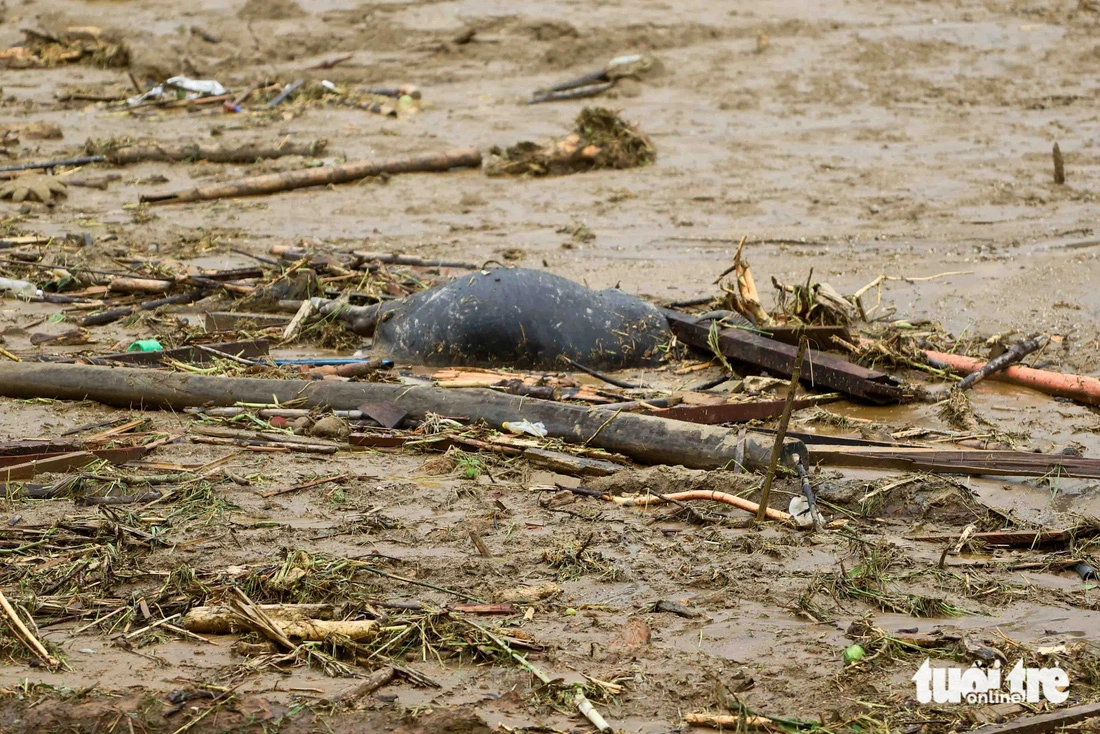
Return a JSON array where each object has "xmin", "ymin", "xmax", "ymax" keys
[{"xmin": 2, "ymin": 0, "xmax": 1100, "ymax": 732}]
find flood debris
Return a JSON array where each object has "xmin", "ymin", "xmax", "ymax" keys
[
  {"xmin": 716, "ymin": 237, "xmax": 775, "ymax": 327},
  {"xmin": 0, "ymin": 361, "xmax": 807, "ymax": 471},
  {"xmin": 0, "ymin": 139, "xmax": 325, "ymax": 180},
  {"xmin": 184, "ymin": 596, "xmax": 379, "ymax": 641},
  {"xmin": 928, "ymin": 348, "xmax": 1100, "ymax": 405},
  {"xmin": 0, "ymin": 155, "xmax": 107, "ymax": 174},
  {"xmin": 485, "ymin": 107, "xmax": 655, "ymax": 176},
  {"xmin": 808, "ymin": 445, "xmax": 1100, "ymax": 478},
  {"xmin": 267, "ymin": 79, "xmax": 304, "ymax": 108},
  {"xmin": 0, "ymin": 588, "xmax": 59, "ymax": 668},
  {"xmin": 1, "ymin": 5, "xmax": 1099, "ymax": 731},
  {"xmin": 0, "ymin": 27, "xmax": 129, "ymax": 69},
  {"xmin": 85, "ymin": 138, "xmax": 327, "ymax": 164},
  {"xmin": 529, "ymin": 54, "xmax": 655, "ymax": 104},
  {"xmin": 0, "ymin": 173, "xmax": 68, "ymax": 202},
  {"xmin": 126, "ymin": 76, "xmax": 226, "ymax": 105},
  {"xmin": 954, "ymin": 333, "xmax": 1048, "ymax": 392},
  {"xmin": 665, "ymin": 308, "xmax": 906, "ymax": 402}
]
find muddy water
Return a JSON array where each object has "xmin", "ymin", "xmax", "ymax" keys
[{"xmin": 1, "ymin": 0, "xmax": 1099, "ymax": 729}]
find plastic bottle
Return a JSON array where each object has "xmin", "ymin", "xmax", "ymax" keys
[
  {"xmin": 0, "ymin": 277, "xmax": 42, "ymax": 299},
  {"xmin": 127, "ymin": 339, "xmax": 163, "ymax": 353}
]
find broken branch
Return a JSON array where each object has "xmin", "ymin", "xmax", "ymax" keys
[
  {"xmin": 141, "ymin": 148, "xmax": 483, "ymax": 204},
  {"xmin": 954, "ymin": 334, "xmax": 1048, "ymax": 392},
  {"xmin": 927, "ymin": 349, "xmax": 1100, "ymax": 405}
]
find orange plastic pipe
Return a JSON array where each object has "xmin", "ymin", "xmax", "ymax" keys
[{"xmin": 926, "ymin": 350, "xmax": 1100, "ymax": 406}]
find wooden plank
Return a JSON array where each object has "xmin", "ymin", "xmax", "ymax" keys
[
  {"xmin": 757, "ymin": 428, "xmax": 899, "ymax": 447},
  {"xmin": 1, "ymin": 452, "xmax": 98, "ymax": 482},
  {"xmin": 0, "ymin": 445, "xmax": 146, "ymax": 469},
  {"xmin": 650, "ymin": 394, "xmax": 841, "ymax": 425},
  {"xmin": 664, "ymin": 310, "xmax": 903, "ymax": 403},
  {"xmin": 969, "ymin": 702, "xmax": 1100, "ymax": 734},
  {"xmin": 204, "ymin": 312, "xmax": 290, "ymax": 331},
  {"xmin": 807, "ymin": 446, "xmax": 1100, "ymax": 479},
  {"xmin": 758, "ymin": 324, "xmax": 851, "ymax": 350},
  {"xmin": 907, "ymin": 529, "xmax": 1077, "ymax": 546},
  {"xmin": 349, "ymin": 432, "xmax": 412, "ymax": 449},
  {"xmin": 523, "ymin": 448, "xmax": 621, "ymax": 477},
  {"xmin": 0, "ymin": 440, "xmax": 83, "ymax": 458}
]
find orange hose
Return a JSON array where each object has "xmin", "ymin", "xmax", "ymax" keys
[
  {"xmin": 609, "ymin": 490, "xmax": 791, "ymax": 521},
  {"xmin": 927, "ymin": 350, "xmax": 1100, "ymax": 406}
]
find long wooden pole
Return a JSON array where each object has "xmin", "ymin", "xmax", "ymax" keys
[
  {"xmin": 0, "ymin": 362, "xmax": 806, "ymax": 472},
  {"xmin": 141, "ymin": 148, "xmax": 482, "ymax": 204}
]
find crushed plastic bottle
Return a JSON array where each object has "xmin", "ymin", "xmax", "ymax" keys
[
  {"xmin": 0, "ymin": 277, "xmax": 42, "ymax": 300},
  {"xmin": 502, "ymin": 420, "xmax": 548, "ymax": 438},
  {"xmin": 788, "ymin": 496, "xmax": 816, "ymax": 529}
]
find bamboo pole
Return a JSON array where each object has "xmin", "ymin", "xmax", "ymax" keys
[{"xmin": 0, "ymin": 588, "xmax": 59, "ymax": 668}]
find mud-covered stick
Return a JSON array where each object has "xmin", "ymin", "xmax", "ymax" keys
[
  {"xmin": 955, "ymin": 334, "xmax": 1048, "ymax": 392},
  {"xmin": 539, "ymin": 68, "xmax": 609, "ymax": 94},
  {"xmin": 351, "ymin": 252, "xmax": 481, "ymax": 270},
  {"xmin": 528, "ymin": 81, "xmax": 614, "ymax": 105},
  {"xmin": 80, "ymin": 306, "xmax": 135, "ymax": 327},
  {"xmin": 141, "ymin": 148, "xmax": 482, "ymax": 204},
  {"xmin": 561, "ymin": 356, "xmax": 645, "ymax": 389},
  {"xmin": 267, "ymin": 79, "xmax": 304, "ymax": 108},
  {"xmin": 0, "ymin": 156, "xmax": 105, "ymax": 174},
  {"xmin": 80, "ymin": 288, "xmax": 209, "ymax": 327},
  {"xmin": 104, "ymin": 140, "xmax": 325, "ymax": 165},
  {"xmin": 756, "ymin": 337, "xmax": 807, "ymax": 521}
]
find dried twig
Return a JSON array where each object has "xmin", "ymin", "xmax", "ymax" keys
[
  {"xmin": 561, "ymin": 356, "xmax": 644, "ymax": 389},
  {"xmin": 956, "ymin": 334, "xmax": 1047, "ymax": 392}
]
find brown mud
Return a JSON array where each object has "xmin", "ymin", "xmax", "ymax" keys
[{"xmin": 1, "ymin": 0, "xmax": 1100, "ymax": 732}]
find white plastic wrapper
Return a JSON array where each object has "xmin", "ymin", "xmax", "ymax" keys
[
  {"xmin": 127, "ymin": 77, "xmax": 227, "ymax": 106},
  {"xmin": 502, "ymin": 420, "xmax": 548, "ymax": 438}
]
